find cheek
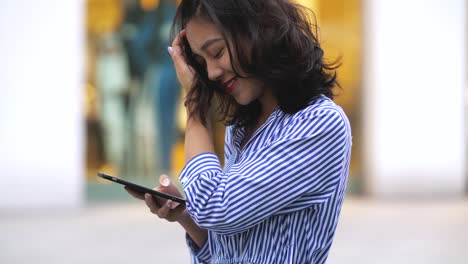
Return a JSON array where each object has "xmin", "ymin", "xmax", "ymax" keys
[
  {"xmin": 223, "ymin": 49, "xmax": 246, "ymax": 75},
  {"xmin": 222, "ymin": 55, "xmax": 234, "ymax": 72}
]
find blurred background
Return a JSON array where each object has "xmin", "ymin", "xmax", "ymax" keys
[{"xmin": 0, "ymin": 0, "xmax": 467, "ymax": 263}]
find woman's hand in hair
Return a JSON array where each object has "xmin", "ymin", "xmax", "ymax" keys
[{"xmin": 168, "ymin": 29, "xmax": 195, "ymax": 94}]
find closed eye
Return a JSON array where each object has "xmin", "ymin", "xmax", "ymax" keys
[{"xmin": 214, "ymin": 48, "xmax": 224, "ymax": 59}]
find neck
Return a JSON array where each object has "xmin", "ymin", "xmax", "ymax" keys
[
  {"xmin": 240, "ymin": 90, "xmax": 277, "ymax": 148},
  {"xmin": 257, "ymin": 89, "xmax": 278, "ymax": 127}
]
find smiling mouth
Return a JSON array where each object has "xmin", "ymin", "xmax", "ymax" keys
[{"xmin": 223, "ymin": 78, "xmax": 237, "ymax": 94}]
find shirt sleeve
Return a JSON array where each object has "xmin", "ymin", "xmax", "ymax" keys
[
  {"xmin": 179, "ymin": 107, "xmax": 351, "ymax": 235},
  {"xmin": 185, "ymin": 233, "xmax": 211, "ymax": 263}
]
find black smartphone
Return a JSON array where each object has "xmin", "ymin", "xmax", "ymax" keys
[{"xmin": 97, "ymin": 172, "xmax": 186, "ymax": 205}]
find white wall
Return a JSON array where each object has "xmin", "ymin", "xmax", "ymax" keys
[
  {"xmin": 363, "ymin": 0, "xmax": 466, "ymax": 197},
  {"xmin": 466, "ymin": 0, "xmax": 468, "ymax": 193},
  {"xmin": 0, "ymin": 0, "xmax": 84, "ymax": 208}
]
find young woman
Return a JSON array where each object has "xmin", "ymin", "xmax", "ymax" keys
[{"xmin": 126, "ymin": 0, "xmax": 352, "ymax": 263}]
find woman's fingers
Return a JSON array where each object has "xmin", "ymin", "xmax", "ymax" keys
[
  {"xmin": 144, "ymin": 194, "xmax": 162, "ymax": 215},
  {"xmin": 144, "ymin": 193, "xmax": 184, "ymax": 221},
  {"xmin": 169, "ymin": 30, "xmax": 185, "ymax": 67},
  {"xmin": 136, "ymin": 175, "xmax": 186, "ymax": 222},
  {"xmin": 124, "ymin": 187, "xmax": 145, "ymax": 200},
  {"xmin": 158, "ymin": 200, "xmax": 173, "ymax": 219},
  {"xmin": 171, "ymin": 29, "xmax": 186, "ymax": 54},
  {"xmin": 169, "ymin": 29, "xmax": 195, "ymax": 92},
  {"xmin": 158, "ymin": 199, "xmax": 186, "ymax": 222},
  {"xmin": 156, "ymin": 176, "xmax": 182, "ymax": 210},
  {"xmin": 171, "ymin": 203, "xmax": 186, "ymax": 219},
  {"xmin": 158, "ymin": 175, "xmax": 184, "ymax": 198}
]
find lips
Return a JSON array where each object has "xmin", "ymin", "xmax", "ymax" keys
[{"xmin": 223, "ymin": 78, "xmax": 237, "ymax": 94}]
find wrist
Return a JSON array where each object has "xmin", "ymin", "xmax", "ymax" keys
[
  {"xmin": 186, "ymin": 110, "xmax": 212, "ymax": 130},
  {"xmin": 177, "ymin": 209, "xmax": 191, "ymax": 225}
]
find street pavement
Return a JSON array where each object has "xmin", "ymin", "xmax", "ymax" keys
[{"xmin": 1, "ymin": 197, "xmax": 467, "ymax": 264}]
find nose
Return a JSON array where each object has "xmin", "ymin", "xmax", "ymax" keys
[{"xmin": 206, "ymin": 61, "xmax": 223, "ymax": 81}]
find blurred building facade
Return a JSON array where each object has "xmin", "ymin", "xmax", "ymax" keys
[{"xmin": 0, "ymin": 0, "xmax": 466, "ymax": 208}]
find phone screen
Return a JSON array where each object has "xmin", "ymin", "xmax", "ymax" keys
[{"xmin": 97, "ymin": 173, "xmax": 186, "ymax": 205}]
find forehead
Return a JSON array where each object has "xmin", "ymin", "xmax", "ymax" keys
[{"xmin": 185, "ymin": 17, "xmax": 223, "ymax": 52}]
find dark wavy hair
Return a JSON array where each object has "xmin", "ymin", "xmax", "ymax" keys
[{"xmin": 171, "ymin": 0, "xmax": 340, "ymax": 128}]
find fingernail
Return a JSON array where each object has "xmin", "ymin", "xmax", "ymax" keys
[
  {"xmin": 167, "ymin": 46, "xmax": 173, "ymax": 55},
  {"xmin": 145, "ymin": 193, "xmax": 151, "ymax": 200},
  {"xmin": 165, "ymin": 200, "xmax": 172, "ymax": 208},
  {"xmin": 161, "ymin": 175, "xmax": 171, "ymax": 187}
]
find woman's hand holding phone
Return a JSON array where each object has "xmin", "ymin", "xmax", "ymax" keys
[{"xmin": 125, "ymin": 175, "xmax": 186, "ymax": 222}]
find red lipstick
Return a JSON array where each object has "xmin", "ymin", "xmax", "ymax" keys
[{"xmin": 223, "ymin": 78, "xmax": 237, "ymax": 94}]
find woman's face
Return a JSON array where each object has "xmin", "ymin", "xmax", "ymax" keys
[{"xmin": 185, "ymin": 17, "xmax": 265, "ymax": 105}]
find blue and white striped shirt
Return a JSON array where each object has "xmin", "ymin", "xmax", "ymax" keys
[{"xmin": 179, "ymin": 95, "xmax": 352, "ymax": 264}]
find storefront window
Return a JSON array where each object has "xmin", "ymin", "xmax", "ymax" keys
[{"xmin": 85, "ymin": 0, "xmax": 364, "ymax": 200}]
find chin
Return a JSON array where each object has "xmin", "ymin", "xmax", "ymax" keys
[
  {"xmin": 232, "ymin": 86, "xmax": 260, "ymax": 105},
  {"xmin": 234, "ymin": 96, "xmax": 254, "ymax": 106}
]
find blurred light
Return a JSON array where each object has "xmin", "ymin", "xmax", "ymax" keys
[
  {"xmin": 140, "ymin": 0, "xmax": 160, "ymax": 11},
  {"xmin": 87, "ymin": 0, "xmax": 123, "ymax": 35}
]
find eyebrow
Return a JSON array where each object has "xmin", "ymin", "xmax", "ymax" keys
[{"xmin": 200, "ymin": 38, "xmax": 223, "ymax": 52}]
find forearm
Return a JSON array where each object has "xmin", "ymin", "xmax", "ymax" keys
[
  {"xmin": 178, "ymin": 210, "xmax": 208, "ymax": 248},
  {"xmin": 179, "ymin": 111, "xmax": 213, "ymax": 248},
  {"xmin": 184, "ymin": 111, "xmax": 215, "ymax": 162}
]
